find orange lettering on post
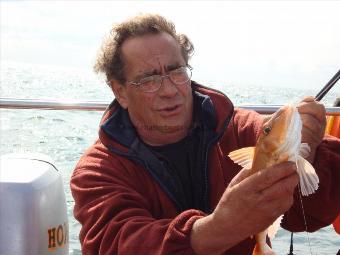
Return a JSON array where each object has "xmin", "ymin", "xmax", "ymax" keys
[
  {"xmin": 48, "ymin": 222, "xmax": 68, "ymax": 251},
  {"xmin": 48, "ymin": 228, "xmax": 56, "ymax": 250},
  {"xmin": 57, "ymin": 225, "xmax": 64, "ymax": 247},
  {"xmin": 63, "ymin": 222, "xmax": 68, "ymax": 244}
]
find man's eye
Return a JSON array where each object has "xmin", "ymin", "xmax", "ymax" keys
[
  {"xmin": 171, "ymin": 67, "xmax": 185, "ymax": 74},
  {"xmin": 139, "ymin": 75, "xmax": 158, "ymax": 84}
]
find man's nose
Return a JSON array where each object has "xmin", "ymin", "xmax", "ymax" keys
[{"xmin": 158, "ymin": 76, "xmax": 178, "ymax": 96}]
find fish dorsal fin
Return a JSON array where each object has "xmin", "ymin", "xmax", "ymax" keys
[
  {"xmin": 228, "ymin": 147, "xmax": 255, "ymax": 169},
  {"xmin": 268, "ymin": 215, "xmax": 283, "ymax": 239},
  {"xmin": 299, "ymin": 143, "xmax": 311, "ymax": 158},
  {"xmin": 296, "ymin": 156, "xmax": 319, "ymax": 196}
]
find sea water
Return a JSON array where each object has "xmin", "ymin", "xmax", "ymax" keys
[{"xmin": 1, "ymin": 62, "xmax": 339, "ymax": 254}]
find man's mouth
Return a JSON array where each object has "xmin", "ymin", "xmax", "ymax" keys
[
  {"xmin": 157, "ymin": 104, "xmax": 182, "ymax": 116},
  {"xmin": 163, "ymin": 105, "xmax": 178, "ymax": 111}
]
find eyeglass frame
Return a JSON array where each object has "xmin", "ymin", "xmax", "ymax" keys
[{"xmin": 127, "ymin": 66, "xmax": 193, "ymax": 93}]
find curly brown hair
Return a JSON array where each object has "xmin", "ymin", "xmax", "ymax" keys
[{"xmin": 93, "ymin": 14, "xmax": 194, "ymax": 87}]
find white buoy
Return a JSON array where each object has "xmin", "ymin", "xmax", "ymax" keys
[{"xmin": 0, "ymin": 153, "xmax": 69, "ymax": 255}]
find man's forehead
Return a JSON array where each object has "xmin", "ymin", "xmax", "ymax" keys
[
  {"xmin": 122, "ymin": 33, "xmax": 184, "ymax": 74},
  {"xmin": 122, "ymin": 33, "xmax": 180, "ymax": 56}
]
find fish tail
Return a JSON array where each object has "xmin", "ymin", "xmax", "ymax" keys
[
  {"xmin": 253, "ymin": 231, "xmax": 277, "ymax": 255},
  {"xmin": 252, "ymin": 243, "xmax": 276, "ymax": 255}
]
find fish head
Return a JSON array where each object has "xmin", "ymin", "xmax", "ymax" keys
[
  {"xmin": 229, "ymin": 104, "xmax": 318, "ymax": 196},
  {"xmin": 257, "ymin": 105, "xmax": 302, "ymax": 157}
]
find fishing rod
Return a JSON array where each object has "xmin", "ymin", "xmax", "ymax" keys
[{"xmin": 315, "ymin": 69, "xmax": 340, "ymax": 101}]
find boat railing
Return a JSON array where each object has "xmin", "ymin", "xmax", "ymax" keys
[{"xmin": 1, "ymin": 98, "xmax": 340, "ymax": 115}]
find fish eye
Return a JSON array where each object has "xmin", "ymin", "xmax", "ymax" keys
[{"xmin": 263, "ymin": 126, "xmax": 271, "ymax": 135}]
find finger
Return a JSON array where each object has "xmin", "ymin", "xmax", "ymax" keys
[
  {"xmin": 300, "ymin": 113, "xmax": 324, "ymax": 132},
  {"xmin": 297, "ymin": 100, "xmax": 326, "ymax": 124},
  {"xmin": 229, "ymin": 167, "xmax": 252, "ymax": 187},
  {"xmin": 253, "ymin": 172, "xmax": 299, "ymax": 219},
  {"xmin": 255, "ymin": 194, "xmax": 294, "ymax": 221},
  {"xmin": 243, "ymin": 162, "xmax": 297, "ymax": 192},
  {"xmin": 301, "ymin": 96, "xmax": 316, "ymax": 103},
  {"xmin": 260, "ymin": 171, "xmax": 299, "ymax": 202},
  {"xmin": 301, "ymin": 125, "xmax": 323, "ymax": 147},
  {"xmin": 298, "ymin": 102, "xmax": 326, "ymax": 121},
  {"xmin": 300, "ymin": 113, "xmax": 325, "ymax": 142}
]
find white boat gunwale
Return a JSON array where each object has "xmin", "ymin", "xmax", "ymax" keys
[{"xmin": 1, "ymin": 98, "xmax": 340, "ymax": 115}]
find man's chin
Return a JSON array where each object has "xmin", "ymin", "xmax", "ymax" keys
[
  {"xmin": 137, "ymin": 123, "xmax": 191, "ymax": 145},
  {"xmin": 142, "ymin": 123, "xmax": 188, "ymax": 134},
  {"xmin": 157, "ymin": 124, "xmax": 185, "ymax": 134}
]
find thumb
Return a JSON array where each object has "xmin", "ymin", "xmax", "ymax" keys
[{"xmin": 228, "ymin": 167, "xmax": 252, "ymax": 188}]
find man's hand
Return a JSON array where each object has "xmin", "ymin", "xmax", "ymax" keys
[
  {"xmin": 190, "ymin": 162, "xmax": 299, "ymax": 255},
  {"xmin": 297, "ymin": 96, "xmax": 326, "ymax": 163}
]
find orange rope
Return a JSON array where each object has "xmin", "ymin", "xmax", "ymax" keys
[
  {"xmin": 329, "ymin": 115, "xmax": 340, "ymax": 138},
  {"xmin": 333, "ymin": 215, "xmax": 340, "ymax": 235}
]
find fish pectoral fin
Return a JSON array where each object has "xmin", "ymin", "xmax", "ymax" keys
[
  {"xmin": 268, "ymin": 215, "xmax": 283, "ymax": 239},
  {"xmin": 299, "ymin": 143, "xmax": 311, "ymax": 158},
  {"xmin": 297, "ymin": 156, "xmax": 319, "ymax": 196},
  {"xmin": 228, "ymin": 147, "xmax": 255, "ymax": 169}
]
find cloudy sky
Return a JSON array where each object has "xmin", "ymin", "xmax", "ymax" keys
[{"xmin": 1, "ymin": 0, "xmax": 340, "ymax": 90}]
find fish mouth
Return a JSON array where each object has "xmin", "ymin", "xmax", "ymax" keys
[
  {"xmin": 264, "ymin": 107, "xmax": 285, "ymax": 127},
  {"xmin": 265, "ymin": 105, "xmax": 293, "ymax": 127}
]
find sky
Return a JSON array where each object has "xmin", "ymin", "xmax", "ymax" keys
[{"xmin": 1, "ymin": 0, "xmax": 340, "ymax": 90}]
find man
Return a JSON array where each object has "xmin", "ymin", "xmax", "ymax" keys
[{"xmin": 71, "ymin": 14, "xmax": 340, "ymax": 254}]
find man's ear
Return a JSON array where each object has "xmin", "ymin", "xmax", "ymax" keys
[{"xmin": 110, "ymin": 80, "xmax": 128, "ymax": 109}]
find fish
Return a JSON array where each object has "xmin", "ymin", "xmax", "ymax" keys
[{"xmin": 228, "ymin": 104, "xmax": 319, "ymax": 255}]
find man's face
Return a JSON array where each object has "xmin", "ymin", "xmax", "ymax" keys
[{"xmin": 114, "ymin": 32, "xmax": 193, "ymax": 146}]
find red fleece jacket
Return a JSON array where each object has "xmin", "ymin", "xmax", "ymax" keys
[{"xmin": 71, "ymin": 85, "xmax": 340, "ymax": 255}]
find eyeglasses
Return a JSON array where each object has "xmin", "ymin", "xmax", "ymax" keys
[{"xmin": 128, "ymin": 66, "xmax": 192, "ymax": 93}]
